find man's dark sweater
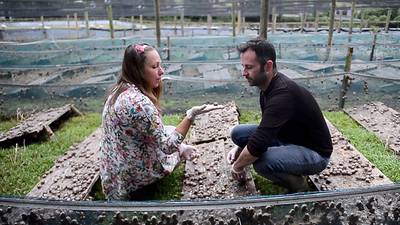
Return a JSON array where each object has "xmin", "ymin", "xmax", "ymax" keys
[{"xmin": 247, "ymin": 72, "xmax": 333, "ymax": 158}]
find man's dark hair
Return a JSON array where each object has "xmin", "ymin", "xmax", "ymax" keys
[{"xmin": 237, "ymin": 38, "xmax": 277, "ymax": 69}]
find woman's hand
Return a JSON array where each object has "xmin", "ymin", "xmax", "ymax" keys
[
  {"xmin": 185, "ymin": 104, "xmax": 224, "ymax": 121},
  {"xmin": 179, "ymin": 143, "xmax": 199, "ymax": 161}
]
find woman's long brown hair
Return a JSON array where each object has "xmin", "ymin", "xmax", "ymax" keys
[{"xmin": 106, "ymin": 44, "xmax": 162, "ymax": 112}]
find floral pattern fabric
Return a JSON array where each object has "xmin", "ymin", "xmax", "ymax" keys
[{"xmin": 99, "ymin": 84, "xmax": 183, "ymax": 200}]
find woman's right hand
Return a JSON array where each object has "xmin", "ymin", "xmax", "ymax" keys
[
  {"xmin": 185, "ymin": 104, "xmax": 224, "ymax": 121},
  {"xmin": 179, "ymin": 143, "xmax": 199, "ymax": 161}
]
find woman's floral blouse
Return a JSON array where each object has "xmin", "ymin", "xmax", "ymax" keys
[{"xmin": 99, "ymin": 84, "xmax": 183, "ymax": 200}]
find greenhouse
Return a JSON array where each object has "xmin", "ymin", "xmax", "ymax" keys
[{"xmin": 0, "ymin": 0, "xmax": 399, "ymax": 224}]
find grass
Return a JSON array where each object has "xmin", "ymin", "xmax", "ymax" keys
[
  {"xmin": 0, "ymin": 118, "xmax": 19, "ymax": 132},
  {"xmin": 324, "ymin": 111, "xmax": 400, "ymax": 182},
  {"xmin": 0, "ymin": 113, "xmax": 101, "ymax": 196},
  {"xmin": 1, "ymin": 109, "xmax": 398, "ymax": 199}
]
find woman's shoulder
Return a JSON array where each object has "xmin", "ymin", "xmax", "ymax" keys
[{"xmin": 118, "ymin": 85, "xmax": 157, "ymax": 114}]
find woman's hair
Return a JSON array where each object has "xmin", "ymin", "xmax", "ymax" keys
[{"xmin": 107, "ymin": 44, "xmax": 162, "ymax": 111}]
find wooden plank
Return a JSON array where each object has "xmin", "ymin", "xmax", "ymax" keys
[
  {"xmin": 280, "ymin": 68, "xmax": 306, "ymax": 79},
  {"xmin": 27, "ymin": 128, "xmax": 101, "ymax": 201},
  {"xmin": 299, "ymin": 63, "xmax": 335, "ymax": 73},
  {"xmin": 188, "ymin": 101, "xmax": 239, "ymax": 144},
  {"xmin": 350, "ymin": 59, "xmax": 377, "ymax": 72},
  {"xmin": 180, "ymin": 102, "xmax": 257, "ymax": 223},
  {"xmin": 310, "ymin": 119, "xmax": 392, "ymax": 191},
  {"xmin": 345, "ymin": 102, "xmax": 400, "ymax": 155},
  {"xmin": 0, "ymin": 104, "xmax": 81, "ymax": 148},
  {"xmin": 182, "ymin": 139, "xmax": 256, "ymax": 200}
]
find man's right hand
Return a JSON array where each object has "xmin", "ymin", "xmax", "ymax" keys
[{"xmin": 227, "ymin": 146, "xmax": 241, "ymax": 164}]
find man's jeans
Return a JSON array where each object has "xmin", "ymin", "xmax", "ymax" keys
[{"xmin": 230, "ymin": 124, "xmax": 330, "ymax": 184}]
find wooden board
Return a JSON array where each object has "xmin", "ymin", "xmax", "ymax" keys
[
  {"xmin": 27, "ymin": 128, "xmax": 101, "ymax": 201},
  {"xmin": 310, "ymin": 120, "xmax": 392, "ymax": 191},
  {"xmin": 180, "ymin": 102, "xmax": 257, "ymax": 223},
  {"xmin": 345, "ymin": 102, "xmax": 400, "ymax": 155},
  {"xmin": 0, "ymin": 104, "xmax": 82, "ymax": 148},
  {"xmin": 299, "ymin": 63, "xmax": 335, "ymax": 72},
  {"xmin": 182, "ymin": 139, "xmax": 257, "ymax": 200},
  {"xmin": 188, "ymin": 101, "xmax": 239, "ymax": 144}
]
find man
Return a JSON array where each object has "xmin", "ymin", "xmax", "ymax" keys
[{"xmin": 227, "ymin": 38, "xmax": 333, "ymax": 193}]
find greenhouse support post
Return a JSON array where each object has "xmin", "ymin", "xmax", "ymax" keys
[
  {"xmin": 41, "ymin": 16, "xmax": 48, "ymax": 39},
  {"xmin": 339, "ymin": 47, "xmax": 353, "ymax": 109},
  {"xmin": 337, "ymin": 11, "xmax": 342, "ymax": 33},
  {"xmin": 106, "ymin": 5, "xmax": 114, "ymax": 39},
  {"xmin": 260, "ymin": 0, "xmax": 269, "ymax": 40},
  {"xmin": 237, "ymin": 7, "xmax": 242, "ymax": 35},
  {"xmin": 207, "ymin": 14, "xmax": 212, "ymax": 35},
  {"xmin": 174, "ymin": 15, "xmax": 177, "ymax": 36},
  {"xmin": 140, "ymin": 15, "xmax": 143, "ymax": 34},
  {"xmin": 370, "ymin": 32, "xmax": 377, "ymax": 61},
  {"xmin": 131, "ymin": 16, "xmax": 134, "ymax": 35},
  {"xmin": 84, "ymin": 11, "xmax": 89, "ymax": 38},
  {"xmin": 67, "ymin": 14, "xmax": 70, "ymax": 28},
  {"xmin": 314, "ymin": 10, "xmax": 319, "ymax": 32},
  {"xmin": 180, "ymin": 10, "xmax": 184, "ymax": 36},
  {"xmin": 300, "ymin": 12, "xmax": 304, "ymax": 33},
  {"xmin": 166, "ymin": 36, "xmax": 170, "ymax": 61},
  {"xmin": 349, "ymin": 0, "xmax": 355, "ymax": 35},
  {"xmin": 272, "ymin": 7, "xmax": 276, "ymax": 34},
  {"xmin": 385, "ymin": 9, "xmax": 392, "ymax": 33},
  {"xmin": 74, "ymin": 13, "xmax": 79, "ymax": 39},
  {"xmin": 232, "ymin": 2, "xmax": 236, "ymax": 37},
  {"xmin": 154, "ymin": 0, "xmax": 161, "ymax": 48}
]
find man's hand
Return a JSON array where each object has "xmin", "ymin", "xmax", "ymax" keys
[
  {"xmin": 186, "ymin": 104, "xmax": 224, "ymax": 121},
  {"xmin": 179, "ymin": 143, "xmax": 199, "ymax": 161},
  {"xmin": 227, "ymin": 146, "xmax": 241, "ymax": 164},
  {"xmin": 231, "ymin": 166, "xmax": 246, "ymax": 182}
]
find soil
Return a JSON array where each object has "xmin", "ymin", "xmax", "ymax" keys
[{"xmin": 345, "ymin": 101, "xmax": 400, "ymax": 155}]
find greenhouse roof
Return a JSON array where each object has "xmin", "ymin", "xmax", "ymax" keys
[{"xmin": 1, "ymin": 0, "xmax": 399, "ymax": 18}]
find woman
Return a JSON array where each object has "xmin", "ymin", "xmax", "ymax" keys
[{"xmin": 99, "ymin": 43, "xmax": 220, "ymax": 200}]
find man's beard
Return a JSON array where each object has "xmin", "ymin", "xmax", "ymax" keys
[{"xmin": 248, "ymin": 69, "xmax": 267, "ymax": 87}]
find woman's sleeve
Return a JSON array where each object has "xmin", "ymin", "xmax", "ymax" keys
[{"xmin": 125, "ymin": 94, "xmax": 184, "ymax": 155}]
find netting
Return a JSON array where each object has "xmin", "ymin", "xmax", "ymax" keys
[
  {"xmin": 0, "ymin": 32, "xmax": 399, "ymax": 118},
  {"xmin": 1, "ymin": 0, "xmax": 400, "ymax": 17}
]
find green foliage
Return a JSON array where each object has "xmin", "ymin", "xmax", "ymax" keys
[
  {"xmin": 368, "ymin": 15, "xmax": 379, "ymax": 22},
  {"xmin": 239, "ymin": 110, "xmax": 261, "ymax": 124},
  {"xmin": 280, "ymin": 16, "xmax": 301, "ymax": 23},
  {"xmin": 324, "ymin": 111, "xmax": 400, "ymax": 182},
  {"xmin": 379, "ymin": 15, "xmax": 388, "ymax": 21},
  {"xmin": 0, "ymin": 113, "xmax": 101, "ymax": 196},
  {"xmin": 319, "ymin": 16, "xmax": 330, "ymax": 22},
  {"xmin": 162, "ymin": 114, "xmax": 182, "ymax": 126},
  {"xmin": 358, "ymin": 8, "xmax": 398, "ymax": 20},
  {"xmin": 0, "ymin": 118, "xmax": 18, "ymax": 132},
  {"xmin": 251, "ymin": 170, "xmax": 286, "ymax": 195},
  {"xmin": 147, "ymin": 164, "xmax": 185, "ymax": 200}
]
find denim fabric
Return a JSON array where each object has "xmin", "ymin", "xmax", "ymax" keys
[{"xmin": 230, "ymin": 124, "xmax": 330, "ymax": 183}]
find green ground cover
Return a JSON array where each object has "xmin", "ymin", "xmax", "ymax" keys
[
  {"xmin": 0, "ymin": 113, "xmax": 101, "ymax": 196},
  {"xmin": 324, "ymin": 111, "xmax": 400, "ymax": 182},
  {"xmin": 0, "ymin": 109, "xmax": 398, "ymax": 199}
]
